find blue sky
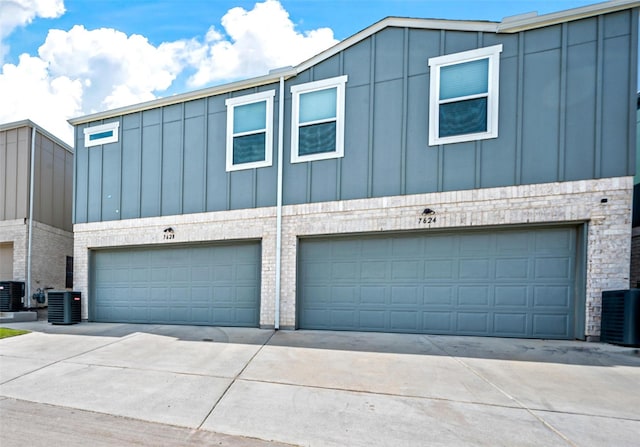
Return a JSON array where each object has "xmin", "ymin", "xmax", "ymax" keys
[{"xmin": 0, "ymin": 0, "xmax": 622, "ymax": 142}]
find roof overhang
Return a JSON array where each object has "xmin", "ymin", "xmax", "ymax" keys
[
  {"xmin": 68, "ymin": 0, "xmax": 640, "ymax": 126},
  {"xmin": 0, "ymin": 119, "xmax": 73, "ymax": 153}
]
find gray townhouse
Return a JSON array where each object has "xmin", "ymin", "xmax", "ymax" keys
[
  {"xmin": 0, "ymin": 120, "xmax": 74, "ymax": 308},
  {"xmin": 69, "ymin": 1, "xmax": 639, "ymax": 341}
]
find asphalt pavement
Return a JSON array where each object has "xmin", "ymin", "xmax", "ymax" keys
[{"xmin": 0, "ymin": 319, "xmax": 639, "ymax": 446}]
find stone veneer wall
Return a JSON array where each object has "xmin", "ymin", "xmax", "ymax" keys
[
  {"xmin": 0, "ymin": 219, "xmax": 73, "ymax": 307},
  {"xmin": 30, "ymin": 222, "xmax": 74, "ymax": 304},
  {"xmin": 73, "ymin": 177, "xmax": 633, "ymax": 337},
  {"xmin": 0, "ymin": 219, "xmax": 27, "ymax": 282}
]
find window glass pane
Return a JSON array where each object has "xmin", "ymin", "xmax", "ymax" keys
[
  {"xmin": 89, "ymin": 130, "xmax": 113, "ymax": 141},
  {"xmin": 233, "ymin": 132, "xmax": 266, "ymax": 164},
  {"xmin": 439, "ymin": 97, "xmax": 487, "ymax": 137},
  {"xmin": 298, "ymin": 122, "xmax": 336, "ymax": 156},
  {"xmin": 440, "ymin": 58, "xmax": 488, "ymax": 100},
  {"xmin": 299, "ymin": 88, "xmax": 337, "ymax": 123},
  {"xmin": 233, "ymin": 101, "xmax": 267, "ymax": 134}
]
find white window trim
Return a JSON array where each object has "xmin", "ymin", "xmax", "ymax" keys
[
  {"xmin": 225, "ymin": 90, "xmax": 275, "ymax": 172},
  {"xmin": 290, "ymin": 75, "xmax": 348, "ymax": 163},
  {"xmin": 428, "ymin": 44, "xmax": 503, "ymax": 146},
  {"xmin": 84, "ymin": 121, "xmax": 120, "ymax": 147}
]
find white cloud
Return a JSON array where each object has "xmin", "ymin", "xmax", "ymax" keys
[
  {"xmin": 38, "ymin": 25, "xmax": 186, "ymax": 111},
  {"xmin": 0, "ymin": 0, "xmax": 338, "ymax": 144},
  {"xmin": 0, "ymin": 0, "xmax": 65, "ymax": 62},
  {"xmin": 186, "ymin": 0, "xmax": 338, "ymax": 86},
  {"xmin": 0, "ymin": 53, "xmax": 81, "ymax": 143}
]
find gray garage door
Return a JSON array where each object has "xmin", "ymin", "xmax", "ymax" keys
[
  {"xmin": 298, "ymin": 227, "xmax": 578, "ymax": 338},
  {"xmin": 92, "ymin": 242, "xmax": 260, "ymax": 326}
]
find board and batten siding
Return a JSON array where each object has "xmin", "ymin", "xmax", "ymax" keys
[
  {"xmin": 74, "ymin": 9, "xmax": 638, "ymax": 224},
  {"xmin": 1, "ymin": 124, "xmax": 73, "ymax": 232}
]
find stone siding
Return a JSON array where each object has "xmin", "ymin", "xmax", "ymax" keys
[
  {"xmin": 0, "ymin": 219, "xmax": 73, "ymax": 307},
  {"xmin": 74, "ymin": 177, "xmax": 633, "ymax": 337}
]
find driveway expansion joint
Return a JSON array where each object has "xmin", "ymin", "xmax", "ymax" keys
[{"xmin": 196, "ymin": 330, "xmax": 277, "ymax": 429}]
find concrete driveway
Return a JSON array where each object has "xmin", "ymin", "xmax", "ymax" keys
[{"xmin": 0, "ymin": 321, "xmax": 638, "ymax": 446}]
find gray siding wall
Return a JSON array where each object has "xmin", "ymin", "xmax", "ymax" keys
[
  {"xmin": 74, "ymin": 9, "xmax": 638, "ymax": 223},
  {"xmin": 1, "ymin": 125, "xmax": 73, "ymax": 232},
  {"xmin": 0, "ymin": 126, "xmax": 30, "ymax": 221},
  {"xmin": 33, "ymin": 132, "xmax": 74, "ymax": 231}
]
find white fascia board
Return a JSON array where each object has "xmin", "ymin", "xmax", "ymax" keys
[
  {"xmin": 0, "ymin": 119, "xmax": 73, "ymax": 153},
  {"xmin": 68, "ymin": 71, "xmax": 294, "ymax": 126},
  {"xmin": 68, "ymin": 1, "xmax": 640, "ymax": 127},
  {"xmin": 498, "ymin": 0, "xmax": 640, "ymax": 33},
  {"xmin": 295, "ymin": 17, "xmax": 498, "ymax": 74}
]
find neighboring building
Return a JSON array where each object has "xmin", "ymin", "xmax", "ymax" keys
[
  {"xmin": 0, "ymin": 120, "xmax": 74, "ymax": 307},
  {"xmin": 631, "ymin": 94, "xmax": 640, "ymax": 286},
  {"xmin": 69, "ymin": 1, "xmax": 638, "ymax": 340}
]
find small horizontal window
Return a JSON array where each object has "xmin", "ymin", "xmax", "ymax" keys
[
  {"xmin": 428, "ymin": 44, "xmax": 502, "ymax": 146},
  {"xmin": 225, "ymin": 90, "xmax": 275, "ymax": 171},
  {"xmin": 84, "ymin": 122, "xmax": 120, "ymax": 147},
  {"xmin": 291, "ymin": 75, "xmax": 347, "ymax": 163}
]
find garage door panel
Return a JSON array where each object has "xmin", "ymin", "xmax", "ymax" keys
[
  {"xmin": 458, "ymin": 286, "xmax": 489, "ymax": 306},
  {"xmin": 361, "ymin": 286, "xmax": 385, "ymax": 304},
  {"xmin": 496, "ymin": 258, "xmax": 529, "ymax": 279},
  {"xmin": 392, "ymin": 261, "xmax": 420, "ymax": 280},
  {"xmin": 390, "ymin": 311, "xmax": 418, "ymax": 331},
  {"xmin": 425, "ymin": 260, "xmax": 454, "ymax": 279},
  {"xmin": 237, "ymin": 264, "xmax": 259, "ymax": 281},
  {"xmin": 391, "ymin": 238, "xmax": 422, "ymax": 256},
  {"xmin": 533, "ymin": 314, "xmax": 569, "ymax": 337},
  {"xmin": 299, "ymin": 227, "xmax": 577, "ymax": 339},
  {"xmin": 362, "ymin": 240, "xmax": 388, "ymax": 257},
  {"xmin": 424, "ymin": 286, "xmax": 454, "ymax": 305},
  {"xmin": 496, "ymin": 232, "xmax": 529, "ymax": 252},
  {"xmin": 535, "ymin": 229, "xmax": 573, "ymax": 250},
  {"xmin": 331, "ymin": 286, "xmax": 357, "ymax": 304},
  {"xmin": 494, "ymin": 313, "xmax": 528, "ymax": 335},
  {"xmin": 460, "ymin": 234, "xmax": 491, "ymax": 253},
  {"xmin": 361, "ymin": 261, "xmax": 387, "ymax": 279},
  {"xmin": 390, "ymin": 286, "xmax": 419, "ymax": 305},
  {"xmin": 333, "ymin": 262, "xmax": 359, "ymax": 280},
  {"xmin": 459, "ymin": 259, "xmax": 491, "ymax": 279},
  {"xmin": 535, "ymin": 257, "xmax": 572, "ymax": 279},
  {"xmin": 424, "ymin": 311, "xmax": 453, "ymax": 332},
  {"xmin": 534, "ymin": 286, "xmax": 570, "ymax": 307},
  {"xmin": 424, "ymin": 236, "xmax": 455, "ymax": 254},
  {"xmin": 495, "ymin": 286, "xmax": 528, "ymax": 306},
  {"xmin": 457, "ymin": 312, "xmax": 490, "ymax": 333},
  {"xmin": 360, "ymin": 310, "xmax": 386, "ymax": 330},
  {"xmin": 92, "ymin": 243, "xmax": 260, "ymax": 326}
]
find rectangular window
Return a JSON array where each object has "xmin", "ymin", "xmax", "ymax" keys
[
  {"xmin": 291, "ymin": 75, "xmax": 347, "ymax": 163},
  {"xmin": 428, "ymin": 44, "xmax": 502, "ymax": 146},
  {"xmin": 225, "ymin": 90, "xmax": 275, "ymax": 171},
  {"xmin": 65, "ymin": 256, "xmax": 73, "ymax": 289},
  {"xmin": 84, "ymin": 121, "xmax": 120, "ymax": 147}
]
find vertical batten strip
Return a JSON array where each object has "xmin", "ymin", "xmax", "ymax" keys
[
  {"xmin": 337, "ymin": 52, "xmax": 344, "ymax": 200},
  {"xmin": 367, "ymin": 35, "xmax": 376, "ymax": 198},
  {"xmin": 515, "ymin": 31, "xmax": 525, "ymax": 185},
  {"xmin": 558, "ymin": 23, "xmax": 568, "ymax": 181},
  {"xmin": 400, "ymin": 27, "xmax": 409, "ymax": 195},
  {"xmin": 594, "ymin": 15, "xmax": 604, "ymax": 179},
  {"xmin": 475, "ymin": 31, "xmax": 483, "ymax": 188},
  {"xmin": 437, "ymin": 30, "xmax": 445, "ymax": 192},
  {"xmin": 203, "ymin": 99, "xmax": 209, "ymax": 211}
]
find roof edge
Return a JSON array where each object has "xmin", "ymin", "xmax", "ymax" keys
[
  {"xmin": 0, "ymin": 119, "xmax": 73, "ymax": 153},
  {"xmin": 498, "ymin": 0, "xmax": 640, "ymax": 33},
  {"xmin": 68, "ymin": 70, "xmax": 295, "ymax": 125},
  {"xmin": 68, "ymin": 0, "xmax": 640, "ymax": 126}
]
